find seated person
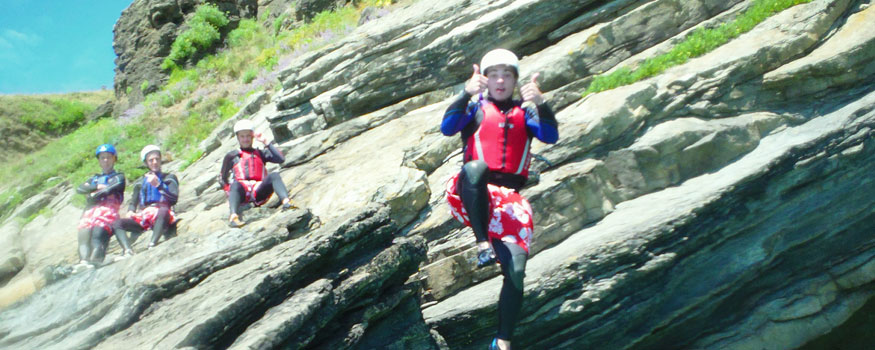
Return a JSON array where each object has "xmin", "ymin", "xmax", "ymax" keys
[
  {"xmin": 76, "ymin": 143, "xmax": 131, "ymax": 267},
  {"xmin": 113, "ymin": 145, "xmax": 179, "ymax": 251},
  {"xmin": 219, "ymin": 119, "xmax": 292, "ymax": 228}
]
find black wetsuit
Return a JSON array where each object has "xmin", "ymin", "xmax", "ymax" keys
[
  {"xmin": 76, "ymin": 171, "xmax": 128, "ymax": 263},
  {"xmin": 113, "ymin": 172, "xmax": 179, "ymax": 247},
  {"xmin": 442, "ymin": 92, "xmax": 558, "ymax": 342},
  {"xmin": 219, "ymin": 143, "xmax": 289, "ymax": 216}
]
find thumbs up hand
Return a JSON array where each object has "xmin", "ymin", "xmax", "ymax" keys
[
  {"xmin": 464, "ymin": 64, "xmax": 488, "ymax": 96},
  {"xmin": 145, "ymin": 172, "xmax": 160, "ymax": 187},
  {"xmin": 521, "ymin": 73, "xmax": 544, "ymax": 105}
]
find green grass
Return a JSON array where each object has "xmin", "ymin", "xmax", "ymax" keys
[
  {"xmin": 0, "ymin": 90, "xmax": 112, "ymax": 136},
  {"xmin": 161, "ymin": 3, "xmax": 230, "ymax": 71},
  {"xmin": 583, "ymin": 0, "xmax": 814, "ymax": 96}
]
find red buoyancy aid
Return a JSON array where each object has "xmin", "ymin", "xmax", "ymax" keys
[
  {"xmin": 464, "ymin": 102, "xmax": 532, "ymax": 178},
  {"xmin": 233, "ymin": 149, "xmax": 266, "ymax": 182}
]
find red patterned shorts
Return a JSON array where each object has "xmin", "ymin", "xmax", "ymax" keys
[
  {"xmin": 445, "ymin": 173, "xmax": 534, "ymax": 253},
  {"xmin": 78, "ymin": 201, "xmax": 120, "ymax": 235},
  {"xmin": 130, "ymin": 206, "xmax": 177, "ymax": 230}
]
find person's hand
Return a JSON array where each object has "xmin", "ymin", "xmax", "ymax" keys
[
  {"xmin": 96, "ymin": 184, "xmax": 107, "ymax": 190},
  {"xmin": 254, "ymin": 132, "xmax": 269, "ymax": 146},
  {"xmin": 521, "ymin": 73, "xmax": 544, "ymax": 105},
  {"xmin": 145, "ymin": 172, "xmax": 160, "ymax": 187},
  {"xmin": 464, "ymin": 64, "xmax": 488, "ymax": 96}
]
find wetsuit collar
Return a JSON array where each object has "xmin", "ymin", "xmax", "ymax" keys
[{"xmin": 487, "ymin": 97, "xmax": 516, "ymax": 114}]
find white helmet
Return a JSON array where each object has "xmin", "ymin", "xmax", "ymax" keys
[
  {"xmin": 480, "ymin": 49, "xmax": 519, "ymax": 77},
  {"xmin": 140, "ymin": 144, "xmax": 161, "ymax": 162},
  {"xmin": 233, "ymin": 119, "xmax": 255, "ymax": 134}
]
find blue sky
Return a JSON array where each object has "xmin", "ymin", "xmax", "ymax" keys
[{"xmin": 0, "ymin": 0, "xmax": 132, "ymax": 94}]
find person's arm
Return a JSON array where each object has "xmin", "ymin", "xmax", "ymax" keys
[
  {"xmin": 76, "ymin": 176, "xmax": 97, "ymax": 194},
  {"xmin": 261, "ymin": 142, "xmax": 285, "ymax": 164},
  {"xmin": 441, "ymin": 92, "xmax": 477, "ymax": 136},
  {"xmin": 90, "ymin": 173, "xmax": 126, "ymax": 201},
  {"xmin": 525, "ymin": 103, "xmax": 559, "ymax": 144},
  {"xmin": 160, "ymin": 174, "xmax": 180, "ymax": 205},
  {"xmin": 219, "ymin": 151, "xmax": 236, "ymax": 187}
]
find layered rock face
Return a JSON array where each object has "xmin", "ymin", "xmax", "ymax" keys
[{"xmin": 2, "ymin": 0, "xmax": 875, "ymax": 349}]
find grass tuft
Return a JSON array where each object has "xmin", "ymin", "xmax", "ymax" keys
[{"xmin": 583, "ymin": 0, "xmax": 813, "ymax": 97}]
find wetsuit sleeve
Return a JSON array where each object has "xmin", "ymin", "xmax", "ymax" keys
[
  {"xmin": 260, "ymin": 143, "xmax": 285, "ymax": 164},
  {"xmin": 525, "ymin": 102, "xmax": 559, "ymax": 144},
  {"xmin": 77, "ymin": 176, "xmax": 97, "ymax": 194},
  {"xmin": 219, "ymin": 150, "xmax": 237, "ymax": 187},
  {"xmin": 129, "ymin": 181, "xmax": 142, "ymax": 212},
  {"xmin": 90, "ymin": 173, "xmax": 126, "ymax": 201},
  {"xmin": 161, "ymin": 174, "xmax": 180, "ymax": 206},
  {"xmin": 441, "ymin": 92, "xmax": 477, "ymax": 136}
]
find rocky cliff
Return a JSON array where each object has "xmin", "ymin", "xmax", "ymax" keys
[
  {"xmin": 111, "ymin": 0, "xmax": 354, "ymax": 114},
  {"xmin": 2, "ymin": 0, "xmax": 875, "ymax": 349}
]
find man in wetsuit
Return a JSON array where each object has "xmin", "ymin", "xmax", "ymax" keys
[
  {"xmin": 442, "ymin": 49, "xmax": 558, "ymax": 350},
  {"xmin": 113, "ymin": 145, "xmax": 179, "ymax": 251},
  {"xmin": 219, "ymin": 119, "xmax": 292, "ymax": 227},
  {"xmin": 75, "ymin": 143, "xmax": 132, "ymax": 268}
]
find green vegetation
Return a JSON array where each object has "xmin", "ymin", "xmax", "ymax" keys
[
  {"xmin": 242, "ymin": 67, "xmax": 259, "ymax": 83},
  {"xmin": 273, "ymin": 13, "xmax": 290, "ymax": 36},
  {"xmin": 0, "ymin": 90, "xmax": 112, "ymax": 136},
  {"xmin": 584, "ymin": 0, "xmax": 813, "ymax": 96},
  {"xmin": 0, "ymin": 1, "xmax": 402, "ymax": 221},
  {"xmin": 161, "ymin": 3, "xmax": 230, "ymax": 70},
  {"xmin": 19, "ymin": 99, "xmax": 93, "ymax": 134}
]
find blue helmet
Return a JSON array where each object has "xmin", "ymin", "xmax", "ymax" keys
[{"xmin": 95, "ymin": 143, "xmax": 117, "ymax": 158}]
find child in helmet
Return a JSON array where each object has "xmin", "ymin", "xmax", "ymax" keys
[
  {"xmin": 441, "ymin": 49, "xmax": 558, "ymax": 350},
  {"xmin": 219, "ymin": 119, "xmax": 293, "ymax": 227},
  {"xmin": 113, "ymin": 145, "xmax": 180, "ymax": 251},
  {"xmin": 75, "ymin": 144, "xmax": 132, "ymax": 268}
]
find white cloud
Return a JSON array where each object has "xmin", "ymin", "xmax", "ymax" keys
[
  {"xmin": 4, "ymin": 29, "xmax": 27, "ymax": 40},
  {"xmin": 2, "ymin": 29, "xmax": 41, "ymax": 46}
]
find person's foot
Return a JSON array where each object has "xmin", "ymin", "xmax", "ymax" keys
[
  {"xmin": 147, "ymin": 242, "xmax": 156, "ymax": 250},
  {"xmin": 476, "ymin": 247, "xmax": 497, "ymax": 268},
  {"xmin": 72, "ymin": 260, "xmax": 92, "ymax": 273},
  {"xmin": 489, "ymin": 338, "xmax": 511, "ymax": 350},
  {"xmin": 229, "ymin": 213, "xmax": 244, "ymax": 228},
  {"xmin": 114, "ymin": 250, "xmax": 134, "ymax": 261},
  {"xmin": 281, "ymin": 198, "xmax": 295, "ymax": 210}
]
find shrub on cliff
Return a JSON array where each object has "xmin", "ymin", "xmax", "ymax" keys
[{"xmin": 161, "ymin": 4, "xmax": 230, "ymax": 71}]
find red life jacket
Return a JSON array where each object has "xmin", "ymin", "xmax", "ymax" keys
[
  {"xmin": 464, "ymin": 102, "xmax": 531, "ymax": 177},
  {"xmin": 233, "ymin": 149, "xmax": 266, "ymax": 182}
]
